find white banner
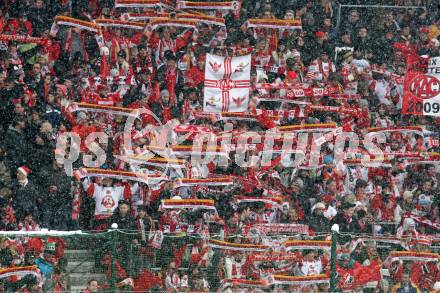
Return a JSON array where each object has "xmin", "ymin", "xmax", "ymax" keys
[
  {"xmin": 424, "ymin": 56, "xmax": 440, "ymax": 116},
  {"xmin": 204, "ymin": 54, "xmax": 251, "ymax": 113}
]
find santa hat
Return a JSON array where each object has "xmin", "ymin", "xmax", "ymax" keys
[{"xmin": 18, "ymin": 166, "xmax": 30, "ymax": 177}]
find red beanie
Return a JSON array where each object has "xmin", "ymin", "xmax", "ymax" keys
[
  {"xmin": 287, "ymin": 70, "xmax": 298, "ymax": 80},
  {"xmin": 315, "ymin": 31, "xmax": 326, "ymax": 38}
]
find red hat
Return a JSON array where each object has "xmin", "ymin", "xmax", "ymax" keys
[
  {"xmin": 18, "ymin": 166, "xmax": 30, "ymax": 176},
  {"xmin": 420, "ymin": 27, "xmax": 430, "ymax": 34},
  {"xmin": 287, "ymin": 71, "xmax": 298, "ymax": 80},
  {"xmin": 315, "ymin": 31, "xmax": 326, "ymax": 38}
]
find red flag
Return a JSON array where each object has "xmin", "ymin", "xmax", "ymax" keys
[{"xmin": 337, "ymin": 259, "xmax": 381, "ymax": 291}]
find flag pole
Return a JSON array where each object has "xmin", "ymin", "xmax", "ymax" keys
[{"xmin": 330, "ymin": 224, "xmax": 339, "ymax": 292}]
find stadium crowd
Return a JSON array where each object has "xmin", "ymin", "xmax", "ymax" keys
[{"xmin": 0, "ymin": 0, "xmax": 439, "ymax": 292}]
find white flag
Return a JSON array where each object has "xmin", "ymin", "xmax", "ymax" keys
[{"xmin": 204, "ymin": 54, "xmax": 251, "ymax": 112}]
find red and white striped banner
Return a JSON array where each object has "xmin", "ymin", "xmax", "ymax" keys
[
  {"xmin": 68, "ymin": 103, "xmax": 137, "ymax": 117},
  {"xmin": 282, "ymin": 240, "xmax": 332, "ymax": 251},
  {"xmin": 177, "ymin": 0, "xmax": 239, "ymax": 11},
  {"xmin": 246, "ymin": 18, "xmax": 302, "ymax": 30},
  {"xmin": 161, "ymin": 199, "xmax": 215, "ymax": 210},
  {"xmin": 390, "ymin": 251, "xmax": 440, "ymax": 262},
  {"xmin": 74, "ymin": 168, "xmax": 168, "ymax": 184},
  {"xmin": 96, "ymin": 19, "xmax": 146, "ymax": 30},
  {"xmin": 54, "ymin": 16, "xmax": 99, "ymax": 32},
  {"xmin": 208, "ymin": 239, "xmax": 269, "ymax": 252},
  {"xmin": 204, "ymin": 54, "xmax": 251, "ymax": 113},
  {"xmin": 114, "ymin": 0, "xmax": 173, "ymax": 8},
  {"xmin": 0, "ymin": 266, "xmax": 40, "ymax": 280}
]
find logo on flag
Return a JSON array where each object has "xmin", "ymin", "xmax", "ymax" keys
[
  {"xmin": 204, "ymin": 54, "xmax": 251, "ymax": 112},
  {"xmin": 403, "ymin": 55, "xmax": 440, "ymax": 116}
]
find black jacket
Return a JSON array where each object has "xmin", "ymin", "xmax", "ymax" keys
[
  {"xmin": 309, "ymin": 213, "xmax": 330, "ymax": 233},
  {"xmin": 108, "ymin": 213, "xmax": 136, "ymax": 231},
  {"xmin": 3, "ymin": 126, "xmax": 28, "ymax": 169},
  {"xmin": 35, "ymin": 165, "xmax": 72, "ymax": 207},
  {"xmin": 332, "ymin": 213, "xmax": 359, "ymax": 233},
  {"xmin": 12, "ymin": 180, "xmax": 38, "ymax": 221}
]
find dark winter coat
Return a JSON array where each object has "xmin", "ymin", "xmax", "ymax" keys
[{"xmin": 12, "ymin": 180, "xmax": 38, "ymax": 221}]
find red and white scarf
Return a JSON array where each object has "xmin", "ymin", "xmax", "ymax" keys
[
  {"xmin": 235, "ymin": 196, "xmax": 282, "ymax": 207},
  {"xmin": 390, "ymin": 251, "xmax": 440, "ymax": 262},
  {"xmin": 0, "ymin": 266, "xmax": 40, "ymax": 280},
  {"xmin": 282, "ymin": 240, "xmax": 332, "ymax": 251},
  {"xmin": 0, "ymin": 34, "xmax": 48, "ymax": 45},
  {"xmin": 221, "ymin": 278, "xmax": 268, "ymax": 290},
  {"xmin": 54, "ymin": 16, "xmax": 99, "ymax": 32},
  {"xmin": 96, "ymin": 19, "xmax": 146, "ymax": 30},
  {"xmin": 176, "ymin": 177, "xmax": 233, "ymax": 186},
  {"xmin": 126, "ymin": 12, "xmax": 225, "ymax": 27},
  {"xmin": 74, "ymin": 168, "xmax": 168, "ymax": 185},
  {"xmin": 243, "ymin": 223, "xmax": 309, "ymax": 235},
  {"xmin": 278, "ymin": 123, "xmax": 337, "ymax": 132},
  {"xmin": 114, "ymin": 0, "xmax": 173, "ymax": 9},
  {"xmin": 177, "ymin": 0, "xmax": 239, "ymax": 10},
  {"xmin": 149, "ymin": 18, "xmax": 198, "ymax": 30},
  {"xmin": 367, "ymin": 126, "xmax": 424, "ymax": 135},
  {"xmin": 403, "ymin": 212, "xmax": 440, "ymax": 230},
  {"xmin": 68, "ymin": 102, "xmax": 137, "ymax": 117},
  {"xmin": 208, "ymin": 239, "xmax": 268, "ymax": 252},
  {"xmin": 161, "ymin": 199, "xmax": 216, "ymax": 210},
  {"xmin": 246, "ymin": 19, "xmax": 302, "ymax": 30},
  {"xmin": 270, "ymin": 274, "xmax": 329, "ymax": 285}
]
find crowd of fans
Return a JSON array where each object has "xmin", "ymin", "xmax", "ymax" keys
[{"xmin": 0, "ymin": 0, "xmax": 439, "ymax": 292}]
